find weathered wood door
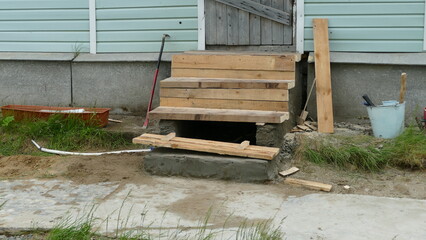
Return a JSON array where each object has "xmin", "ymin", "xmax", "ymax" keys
[{"xmin": 205, "ymin": 0, "xmax": 293, "ymax": 46}]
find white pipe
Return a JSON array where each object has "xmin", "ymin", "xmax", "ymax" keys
[{"xmin": 31, "ymin": 140, "xmax": 152, "ymax": 156}]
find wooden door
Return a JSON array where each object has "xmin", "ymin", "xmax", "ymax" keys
[{"xmin": 205, "ymin": 0, "xmax": 293, "ymax": 46}]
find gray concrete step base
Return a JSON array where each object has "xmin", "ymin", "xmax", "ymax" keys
[{"xmin": 144, "ymin": 148, "xmax": 279, "ymax": 183}]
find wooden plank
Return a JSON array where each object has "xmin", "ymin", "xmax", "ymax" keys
[
  {"xmin": 133, "ymin": 133, "xmax": 280, "ymax": 160},
  {"xmin": 271, "ymin": 0, "xmax": 284, "ymax": 45},
  {"xmin": 216, "ymin": 1, "xmax": 228, "ymax": 45},
  {"xmin": 238, "ymin": 9, "xmax": 250, "ymax": 45},
  {"xmin": 227, "ymin": 5, "xmax": 239, "ymax": 45},
  {"xmin": 249, "ymin": 0, "xmax": 261, "ymax": 45},
  {"xmin": 214, "ymin": 0, "xmax": 290, "ymax": 25},
  {"xmin": 160, "ymin": 97, "xmax": 289, "ymax": 111},
  {"xmin": 160, "ymin": 88, "xmax": 289, "ymax": 101},
  {"xmin": 283, "ymin": 0, "xmax": 293, "ymax": 45},
  {"xmin": 172, "ymin": 54, "xmax": 295, "ymax": 71},
  {"xmin": 172, "ymin": 69, "xmax": 295, "ymax": 80},
  {"xmin": 284, "ymin": 177, "xmax": 333, "ymax": 192},
  {"xmin": 160, "ymin": 78, "xmax": 295, "ymax": 89},
  {"xmin": 260, "ymin": 0, "xmax": 273, "ymax": 45},
  {"xmin": 205, "ymin": 0, "xmax": 218, "ymax": 45},
  {"xmin": 149, "ymin": 107, "xmax": 289, "ymax": 123},
  {"xmin": 279, "ymin": 167, "xmax": 300, "ymax": 177},
  {"xmin": 313, "ymin": 18, "xmax": 334, "ymax": 133},
  {"xmin": 399, "ymin": 72, "xmax": 407, "ymax": 104}
]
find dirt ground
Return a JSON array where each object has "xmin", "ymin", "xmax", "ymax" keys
[{"xmin": 0, "ymin": 152, "xmax": 425, "ymax": 200}]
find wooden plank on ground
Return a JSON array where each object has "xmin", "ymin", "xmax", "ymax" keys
[
  {"xmin": 214, "ymin": 0, "xmax": 290, "ymax": 25},
  {"xmin": 172, "ymin": 68, "xmax": 295, "ymax": 80},
  {"xmin": 160, "ymin": 97, "xmax": 288, "ymax": 111},
  {"xmin": 133, "ymin": 133, "xmax": 280, "ymax": 160},
  {"xmin": 172, "ymin": 54, "xmax": 295, "ymax": 71},
  {"xmin": 279, "ymin": 167, "xmax": 300, "ymax": 177},
  {"xmin": 160, "ymin": 78, "xmax": 295, "ymax": 89},
  {"xmin": 160, "ymin": 88, "xmax": 289, "ymax": 101},
  {"xmin": 149, "ymin": 107, "xmax": 289, "ymax": 123},
  {"xmin": 284, "ymin": 177, "xmax": 333, "ymax": 192},
  {"xmin": 313, "ymin": 18, "xmax": 334, "ymax": 133}
]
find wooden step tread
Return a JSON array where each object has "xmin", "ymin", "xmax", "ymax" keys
[
  {"xmin": 160, "ymin": 77, "xmax": 295, "ymax": 89},
  {"xmin": 150, "ymin": 107, "xmax": 289, "ymax": 123},
  {"xmin": 133, "ymin": 133, "xmax": 279, "ymax": 160}
]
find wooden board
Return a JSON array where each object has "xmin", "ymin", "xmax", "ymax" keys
[
  {"xmin": 133, "ymin": 133, "xmax": 280, "ymax": 160},
  {"xmin": 149, "ymin": 107, "xmax": 289, "ymax": 123},
  {"xmin": 172, "ymin": 54, "xmax": 295, "ymax": 71},
  {"xmin": 160, "ymin": 88, "xmax": 288, "ymax": 101},
  {"xmin": 279, "ymin": 167, "xmax": 300, "ymax": 177},
  {"xmin": 313, "ymin": 18, "xmax": 334, "ymax": 133},
  {"xmin": 160, "ymin": 97, "xmax": 288, "ymax": 111},
  {"xmin": 160, "ymin": 78, "xmax": 295, "ymax": 89},
  {"xmin": 284, "ymin": 177, "xmax": 333, "ymax": 192},
  {"xmin": 172, "ymin": 68, "xmax": 295, "ymax": 80}
]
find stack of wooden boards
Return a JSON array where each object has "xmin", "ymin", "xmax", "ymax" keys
[{"xmin": 150, "ymin": 52, "xmax": 299, "ymax": 124}]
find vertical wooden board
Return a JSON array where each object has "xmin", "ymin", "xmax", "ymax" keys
[
  {"xmin": 271, "ymin": 0, "xmax": 284, "ymax": 45},
  {"xmin": 283, "ymin": 0, "xmax": 293, "ymax": 45},
  {"xmin": 205, "ymin": 0, "xmax": 217, "ymax": 45},
  {"xmin": 216, "ymin": 1, "xmax": 228, "ymax": 45},
  {"xmin": 313, "ymin": 18, "xmax": 334, "ymax": 133},
  {"xmin": 261, "ymin": 0, "xmax": 273, "ymax": 45},
  {"xmin": 239, "ymin": 9, "xmax": 250, "ymax": 45},
  {"xmin": 227, "ymin": 5, "xmax": 239, "ymax": 45},
  {"xmin": 249, "ymin": 0, "xmax": 261, "ymax": 45}
]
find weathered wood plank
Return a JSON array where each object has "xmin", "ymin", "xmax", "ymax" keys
[
  {"xmin": 283, "ymin": 0, "xmax": 293, "ymax": 44},
  {"xmin": 227, "ymin": 5, "xmax": 240, "ymax": 45},
  {"xmin": 149, "ymin": 106, "xmax": 289, "ymax": 123},
  {"xmin": 249, "ymin": 0, "xmax": 261, "ymax": 45},
  {"xmin": 271, "ymin": 0, "xmax": 284, "ymax": 44},
  {"xmin": 133, "ymin": 133, "xmax": 280, "ymax": 160},
  {"xmin": 214, "ymin": 0, "xmax": 290, "ymax": 25},
  {"xmin": 160, "ymin": 78, "xmax": 295, "ymax": 89},
  {"xmin": 172, "ymin": 54, "xmax": 295, "ymax": 71},
  {"xmin": 160, "ymin": 88, "xmax": 289, "ymax": 101},
  {"xmin": 172, "ymin": 68, "xmax": 295, "ymax": 80},
  {"xmin": 216, "ymin": 1, "xmax": 228, "ymax": 44},
  {"xmin": 284, "ymin": 177, "xmax": 333, "ymax": 192},
  {"xmin": 205, "ymin": 0, "xmax": 217, "ymax": 45},
  {"xmin": 239, "ymin": 9, "xmax": 250, "ymax": 44},
  {"xmin": 313, "ymin": 19, "xmax": 334, "ymax": 133},
  {"xmin": 160, "ymin": 97, "xmax": 289, "ymax": 111}
]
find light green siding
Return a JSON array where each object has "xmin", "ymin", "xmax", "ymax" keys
[
  {"xmin": 0, "ymin": 0, "xmax": 90, "ymax": 52},
  {"xmin": 304, "ymin": 0, "xmax": 426, "ymax": 52},
  {"xmin": 0, "ymin": 0, "xmax": 198, "ymax": 53}
]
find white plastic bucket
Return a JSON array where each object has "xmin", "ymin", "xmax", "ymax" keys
[{"xmin": 366, "ymin": 102, "xmax": 405, "ymax": 139}]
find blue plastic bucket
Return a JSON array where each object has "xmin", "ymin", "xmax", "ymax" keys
[{"xmin": 366, "ymin": 102, "xmax": 405, "ymax": 139}]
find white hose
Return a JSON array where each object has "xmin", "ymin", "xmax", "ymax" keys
[{"xmin": 31, "ymin": 140, "xmax": 152, "ymax": 156}]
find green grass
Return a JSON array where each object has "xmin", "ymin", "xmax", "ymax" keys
[
  {"xmin": 0, "ymin": 115, "xmax": 132, "ymax": 156},
  {"xmin": 301, "ymin": 127, "xmax": 426, "ymax": 172}
]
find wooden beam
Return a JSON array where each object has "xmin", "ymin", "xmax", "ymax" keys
[
  {"xmin": 172, "ymin": 54, "xmax": 295, "ymax": 71},
  {"xmin": 313, "ymin": 19, "xmax": 334, "ymax": 133},
  {"xmin": 133, "ymin": 133, "xmax": 279, "ymax": 160},
  {"xmin": 172, "ymin": 68, "xmax": 295, "ymax": 80},
  {"xmin": 160, "ymin": 88, "xmax": 288, "ymax": 101},
  {"xmin": 149, "ymin": 107, "xmax": 289, "ymax": 123},
  {"xmin": 284, "ymin": 177, "xmax": 332, "ymax": 192},
  {"xmin": 160, "ymin": 98, "xmax": 288, "ymax": 111},
  {"xmin": 160, "ymin": 78, "xmax": 295, "ymax": 89},
  {"xmin": 214, "ymin": 0, "xmax": 290, "ymax": 25}
]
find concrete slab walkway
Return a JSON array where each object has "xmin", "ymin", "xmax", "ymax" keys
[{"xmin": 0, "ymin": 177, "xmax": 425, "ymax": 239}]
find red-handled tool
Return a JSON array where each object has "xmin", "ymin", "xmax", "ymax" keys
[{"xmin": 142, "ymin": 34, "xmax": 170, "ymax": 129}]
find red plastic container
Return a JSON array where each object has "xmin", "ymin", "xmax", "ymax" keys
[
  {"xmin": 1, "ymin": 105, "xmax": 111, "ymax": 127},
  {"xmin": 424, "ymin": 107, "xmax": 426, "ymax": 120}
]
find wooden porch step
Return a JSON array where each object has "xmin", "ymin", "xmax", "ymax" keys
[
  {"xmin": 160, "ymin": 77, "xmax": 295, "ymax": 89},
  {"xmin": 150, "ymin": 107, "xmax": 289, "ymax": 123}
]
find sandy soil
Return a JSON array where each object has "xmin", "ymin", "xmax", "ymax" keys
[{"xmin": 0, "ymin": 153, "xmax": 425, "ymax": 200}]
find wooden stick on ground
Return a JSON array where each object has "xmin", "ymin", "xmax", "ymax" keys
[
  {"xmin": 279, "ymin": 167, "xmax": 300, "ymax": 177},
  {"xmin": 399, "ymin": 73, "xmax": 407, "ymax": 104},
  {"xmin": 284, "ymin": 177, "xmax": 332, "ymax": 192}
]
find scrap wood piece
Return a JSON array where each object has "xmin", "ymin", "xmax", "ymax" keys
[
  {"xmin": 133, "ymin": 133, "xmax": 279, "ymax": 160},
  {"xmin": 108, "ymin": 118, "xmax": 123, "ymax": 123},
  {"xmin": 279, "ymin": 167, "xmax": 300, "ymax": 177},
  {"xmin": 162, "ymin": 132, "xmax": 176, "ymax": 141},
  {"xmin": 284, "ymin": 177, "xmax": 332, "ymax": 192},
  {"xmin": 239, "ymin": 141, "xmax": 250, "ymax": 150},
  {"xmin": 297, "ymin": 125, "xmax": 310, "ymax": 131},
  {"xmin": 304, "ymin": 122, "xmax": 318, "ymax": 131},
  {"xmin": 313, "ymin": 18, "xmax": 334, "ymax": 134}
]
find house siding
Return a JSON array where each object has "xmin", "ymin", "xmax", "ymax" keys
[
  {"xmin": 304, "ymin": 0, "xmax": 425, "ymax": 52},
  {"xmin": 0, "ymin": 0, "xmax": 198, "ymax": 53}
]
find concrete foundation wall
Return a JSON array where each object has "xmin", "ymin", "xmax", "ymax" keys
[{"xmin": 307, "ymin": 63, "xmax": 426, "ymax": 123}]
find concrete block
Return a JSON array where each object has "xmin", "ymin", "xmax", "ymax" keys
[
  {"xmin": 0, "ymin": 61, "xmax": 71, "ymax": 106},
  {"xmin": 144, "ymin": 149, "xmax": 279, "ymax": 183},
  {"xmin": 307, "ymin": 63, "xmax": 426, "ymax": 123},
  {"xmin": 71, "ymin": 61, "xmax": 171, "ymax": 114}
]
